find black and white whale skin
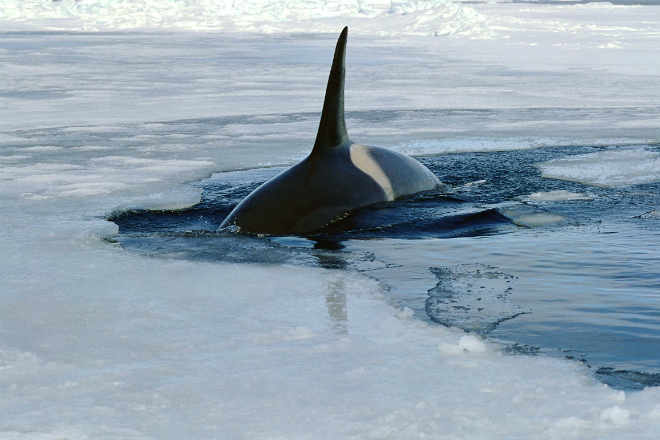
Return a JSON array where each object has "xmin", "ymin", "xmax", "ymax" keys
[{"xmin": 220, "ymin": 27, "xmax": 442, "ymax": 235}]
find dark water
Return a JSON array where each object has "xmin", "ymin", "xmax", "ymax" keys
[{"xmin": 108, "ymin": 144, "xmax": 660, "ymax": 390}]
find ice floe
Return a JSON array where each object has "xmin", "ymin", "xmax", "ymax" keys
[{"xmin": 537, "ymin": 148, "xmax": 660, "ymax": 188}]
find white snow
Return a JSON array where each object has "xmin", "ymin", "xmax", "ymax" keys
[
  {"xmin": 438, "ymin": 334, "xmax": 489, "ymax": 355},
  {"xmin": 395, "ymin": 306, "xmax": 415, "ymax": 319},
  {"xmin": 0, "ymin": 0, "xmax": 488, "ymax": 36},
  {"xmin": 2, "ymin": 1, "xmax": 660, "ymax": 438},
  {"xmin": 601, "ymin": 405, "xmax": 632, "ymax": 425}
]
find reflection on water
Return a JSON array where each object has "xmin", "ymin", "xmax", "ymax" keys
[
  {"xmin": 108, "ymin": 144, "xmax": 660, "ymax": 389},
  {"xmin": 323, "ymin": 277, "xmax": 349, "ymax": 335}
]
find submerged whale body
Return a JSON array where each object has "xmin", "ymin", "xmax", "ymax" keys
[{"xmin": 220, "ymin": 27, "xmax": 442, "ymax": 235}]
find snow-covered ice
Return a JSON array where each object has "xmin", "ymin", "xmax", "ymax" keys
[
  {"xmin": 538, "ymin": 148, "xmax": 660, "ymax": 187},
  {"xmin": 1, "ymin": 1, "xmax": 660, "ymax": 438},
  {"xmin": 0, "ymin": 0, "xmax": 488, "ymax": 36}
]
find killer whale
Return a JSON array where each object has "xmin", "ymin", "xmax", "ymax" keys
[{"xmin": 219, "ymin": 27, "xmax": 442, "ymax": 235}]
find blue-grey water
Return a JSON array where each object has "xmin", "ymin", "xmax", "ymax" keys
[{"xmin": 109, "ymin": 143, "xmax": 660, "ymax": 390}]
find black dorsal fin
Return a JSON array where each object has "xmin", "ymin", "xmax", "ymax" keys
[{"xmin": 311, "ymin": 27, "xmax": 350, "ymax": 157}]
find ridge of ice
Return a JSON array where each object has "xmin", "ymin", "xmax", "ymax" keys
[{"xmin": 0, "ymin": 0, "xmax": 489, "ymax": 36}]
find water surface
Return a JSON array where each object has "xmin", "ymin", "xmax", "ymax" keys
[{"xmin": 110, "ymin": 143, "xmax": 660, "ymax": 389}]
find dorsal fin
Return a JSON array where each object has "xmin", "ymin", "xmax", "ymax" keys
[{"xmin": 311, "ymin": 27, "xmax": 350, "ymax": 157}]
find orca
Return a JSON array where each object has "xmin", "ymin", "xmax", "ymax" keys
[{"xmin": 220, "ymin": 27, "xmax": 442, "ymax": 235}]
